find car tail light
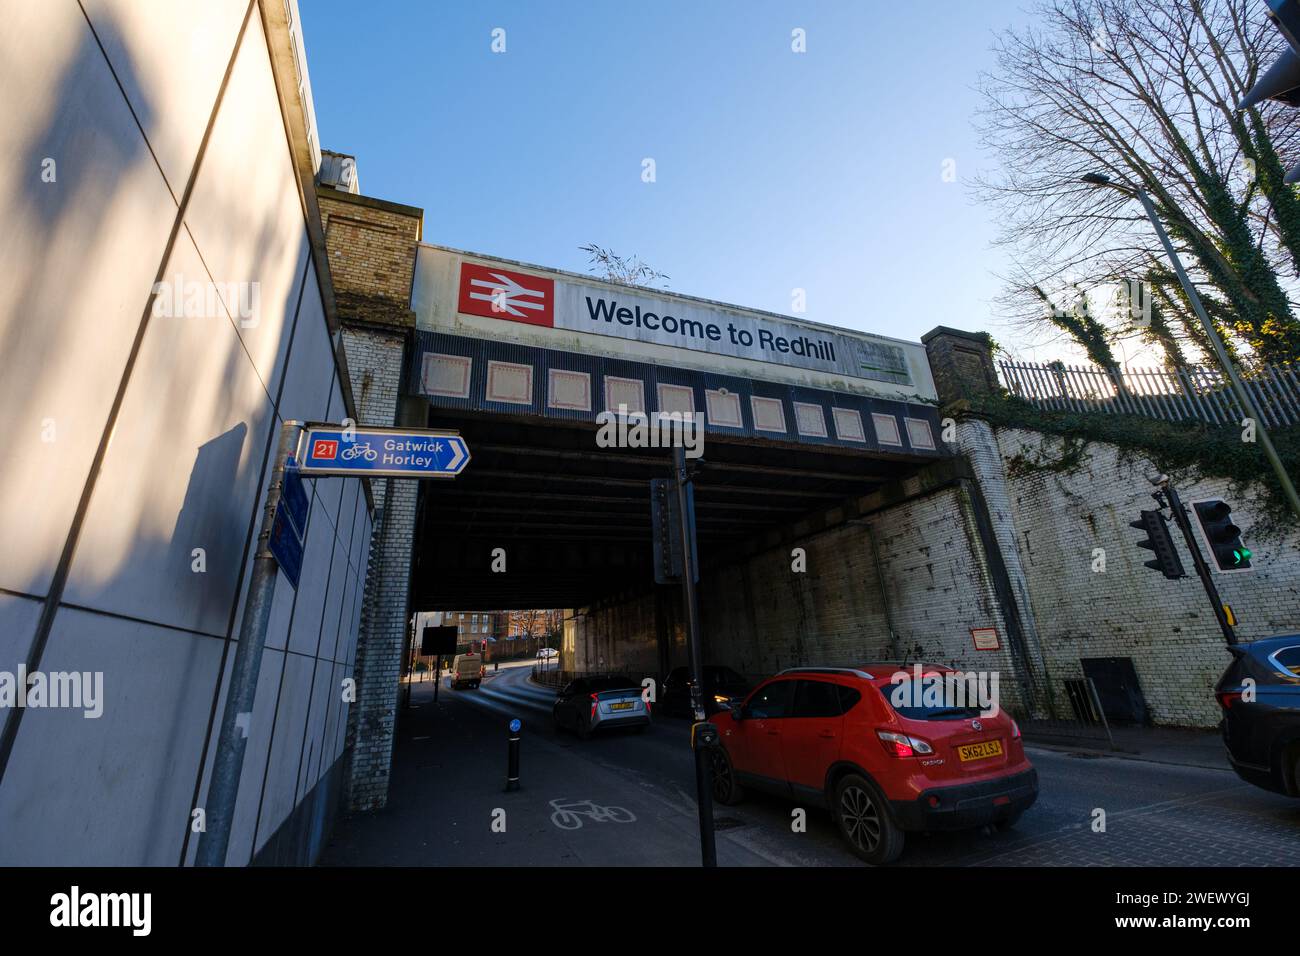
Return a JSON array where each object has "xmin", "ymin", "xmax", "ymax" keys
[
  {"xmin": 876, "ymin": 730, "xmax": 933, "ymax": 757},
  {"xmin": 590, "ymin": 694, "xmax": 599, "ymax": 720},
  {"xmin": 1010, "ymin": 719, "xmax": 1022, "ymax": 740},
  {"xmin": 1216, "ymin": 691, "xmax": 1243, "ymax": 711}
]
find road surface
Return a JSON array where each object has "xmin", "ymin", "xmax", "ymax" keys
[{"xmin": 321, "ymin": 660, "xmax": 1300, "ymax": 866}]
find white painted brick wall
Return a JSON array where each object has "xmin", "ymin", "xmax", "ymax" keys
[{"xmin": 983, "ymin": 425, "xmax": 1300, "ymax": 727}]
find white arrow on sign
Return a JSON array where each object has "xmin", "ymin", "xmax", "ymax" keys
[
  {"xmin": 468, "ymin": 272, "xmax": 546, "ymax": 317},
  {"xmin": 446, "ymin": 441, "xmax": 466, "ymax": 472}
]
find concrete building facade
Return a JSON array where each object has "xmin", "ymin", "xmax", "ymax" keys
[{"xmin": 0, "ymin": 0, "xmax": 372, "ymax": 865}]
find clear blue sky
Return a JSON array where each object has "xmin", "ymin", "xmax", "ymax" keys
[{"xmin": 301, "ymin": 0, "xmax": 1038, "ymax": 350}]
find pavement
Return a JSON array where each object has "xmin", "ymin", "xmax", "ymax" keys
[
  {"xmin": 1024, "ymin": 724, "xmax": 1229, "ymax": 771},
  {"xmin": 321, "ymin": 660, "xmax": 1300, "ymax": 867}
]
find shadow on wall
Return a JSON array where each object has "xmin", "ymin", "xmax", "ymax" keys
[
  {"xmin": 0, "ymin": 4, "xmax": 326, "ymax": 868},
  {"xmin": 0, "ymin": 7, "xmax": 159, "ymax": 595}
]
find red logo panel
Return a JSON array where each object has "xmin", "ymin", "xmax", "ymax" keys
[
  {"xmin": 457, "ymin": 262, "xmax": 554, "ymax": 328},
  {"xmin": 312, "ymin": 439, "xmax": 338, "ymax": 460}
]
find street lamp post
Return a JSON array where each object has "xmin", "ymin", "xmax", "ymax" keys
[{"xmin": 1080, "ymin": 173, "xmax": 1300, "ymax": 522}]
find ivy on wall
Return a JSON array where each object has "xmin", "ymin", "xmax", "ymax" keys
[{"xmin": 961, "ymin": 393, "xmax": 1300, "ymax": 539}]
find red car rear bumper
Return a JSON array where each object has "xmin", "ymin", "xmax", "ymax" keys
[{"xmin": 889, "ymin": 768, "xmax": 1038, "ymax": 831}]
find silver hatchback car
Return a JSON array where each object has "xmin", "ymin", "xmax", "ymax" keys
[{"xmin": 553, "ymin": 675, "xmax": 650, "ymax": 738}]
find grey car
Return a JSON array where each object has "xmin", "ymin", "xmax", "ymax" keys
[{"xmin": 553, "ymin": 675, "xmax": 650, "ymax": 738}]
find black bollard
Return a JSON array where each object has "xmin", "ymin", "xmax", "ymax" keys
[
  {"xmin": 691, "ymin": 721, "xmax": 719, "ymax": 867},
  {"xmin": 506, "ymin": 717, "xmax": 522, "ymax": 791}
]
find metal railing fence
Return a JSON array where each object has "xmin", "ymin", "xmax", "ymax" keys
[{"xmin": 997, "ymin": 360, "xmax": 1300, "ymax": 428}]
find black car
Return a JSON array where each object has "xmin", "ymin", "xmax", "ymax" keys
[
  {"xmin": 1214, "ymin": 634, "xmax": 1300, "ymax": 797},
  {"xmin": 552, "ymin": 675, "xmax": 649, "ymax": 739},
  {"xmin": 658, "ymin": 665, "xmax": 752, "ymax": 718}
]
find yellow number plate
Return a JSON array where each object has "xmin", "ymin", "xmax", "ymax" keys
[
  {"xmin": 957, "ymin": 740, "xmax": 1003, "ymax": 762},
  {"xmin": 609, "ymin": 701, "xmax": 634, "ymax": 711}
]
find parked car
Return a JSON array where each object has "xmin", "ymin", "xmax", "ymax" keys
[
  {"xmin": 536, "ymin": 647, "xmax": 559, "ymax": 659},
  {"xmin": 1215, "ymin": 634, "xmax": 1300, "ymax": 797},
  {"xmin": 450, "ymin": 652, "xmax": 483, "ymax": 690},
  {"xmin": 708, "ymin": 664, "xmax": 1037, "ymax": 864},
  {"xmin": 553, "ymin": 675, "xmax": 650, "ymax": 739},
  {"xmin": 659, "ymin": 665, "xmax": 752, "ymax": 718}
]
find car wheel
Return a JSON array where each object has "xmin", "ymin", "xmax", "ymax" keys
[
  {"xmin": 577, "ymin": 715, "xmax": 592, "ymax": 740},
  {"xmin": 994, "ymin": 810, "xmax": 1023, "ymax": 832},
  {"xmin": 834, "ymin": 774, "xmax": 904, "ymax": 865},
  {"xmin": 710, "ymin": 746, "xmax": 744, "ymax": 805}
]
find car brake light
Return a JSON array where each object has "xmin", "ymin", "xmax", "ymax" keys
[
  {"xmin": 590, "ymin": 693, "xmax": 599, "ymax": 720},
  {"xmin": 876, "ymin": 730, "xmax": 933, "ymax": 757},
  {"xmin": 1216, "ymin": 691, "xmax": 1243, "ymax": 711},
  {"xmin": 1011, "ymin": 719, "xmax": 1022, "ymax": 740}
]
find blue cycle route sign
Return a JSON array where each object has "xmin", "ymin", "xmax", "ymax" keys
[
  {"xmin": 268, "ymin": 456, "xmax": 309, "ymax": 589},
  {"xmin": 296, "ymin": 425, "xmax": 471, "ymax": 479}
]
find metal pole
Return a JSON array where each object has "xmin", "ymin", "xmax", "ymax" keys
[
  {"xmin": 1162, "ymin": 482, "xmax": 1237, "ymax": 645},
  {"xmin": 506, "ymin": 718, "xmax": 521, "ymax": 791},
  {"xmin": 1084, "ymin": 677, "xmax": 1116, "ymax": 752},
  {"xmin": 672, "ymin": 446, "xmax": 716, "ymax": 868},
  {"xmin": 433, "ymin": 655, "xmax": 441, "ymax": 702},
  {"xmin": 1133, "ymin": 187, "xmax": 1300, "ymax": 521},
  {"xmin": 196, "ymin": 420, "xmax": 301, "ymax": 866}
]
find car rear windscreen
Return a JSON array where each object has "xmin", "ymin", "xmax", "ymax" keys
[{"xmin": 880, "ymin": 683, "xmax": 983, "ymax": 721}]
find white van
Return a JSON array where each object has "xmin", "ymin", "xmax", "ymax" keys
[{"xmin": 451, "ymin": 653, "xmax": 484, "ymax": 689}]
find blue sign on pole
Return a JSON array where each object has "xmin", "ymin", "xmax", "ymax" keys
[
  {"xmin": 280, "ymin": 457, "xmax": 310, "ymax": 536},
  {"xmin": 297, "ymin": 425, "xmax": 471, "ymax": 479},
  {"xmin": 268, "ymin": 505, "xmax": 303, "ymax": 588},
  {"xmin": 268, "ymin": 456, "xmax": 310, "ymax": 590}
]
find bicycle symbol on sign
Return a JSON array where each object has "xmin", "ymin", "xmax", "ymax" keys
[
  {"xmin": 548, "ymin": 798, "xmax": 637, "ymax": 830},
  {"xmin": 339, "ymin": 442, "xmax": 379, "ymax": 462}
]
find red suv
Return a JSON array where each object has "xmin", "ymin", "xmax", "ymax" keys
[{"xmin": 709, "ymin": 664, "xmax": 1037, "ymax": 864}]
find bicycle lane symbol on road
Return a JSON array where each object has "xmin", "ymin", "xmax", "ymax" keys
[{"xmin": 548, "ymin": 798, "xmax": 637, "ymax": 830}]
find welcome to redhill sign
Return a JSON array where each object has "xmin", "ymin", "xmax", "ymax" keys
[{"xmin": 455, "ymin": 261, "xmax": 911, "ymax": 386}]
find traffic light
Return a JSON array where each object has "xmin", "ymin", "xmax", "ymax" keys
[
  {"xmin": 1130, "ymin": 510, "xmax": 1185, "ymax": 579},
  {"xmin": 1192, "ymin": 500, "xmax": 1253, "ymax": 572},
  {"xmin": 1240, "ymin": 0, "xmax": 1300, "ymax": 181}
]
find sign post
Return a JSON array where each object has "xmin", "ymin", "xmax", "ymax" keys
[
  {"xmin": 196, "ymin": 420, "xmax": 301, "ymax": 866},
  {"xmin": 672, "ymin": 446, "xmax": 717, "ymax": 868},
  {"xmin": 196, "ymin": 421, "xmax": 470, "ymax": 866}
]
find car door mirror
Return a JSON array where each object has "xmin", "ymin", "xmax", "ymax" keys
[{"xmin": 730, "ymin": 702, "xmax": 744, "ymax": 721}]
